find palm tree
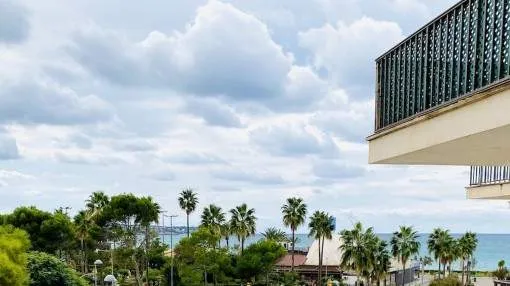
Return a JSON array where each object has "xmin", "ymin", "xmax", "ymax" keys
[
  {"xmin": 86, "ymin": 191, "xmax": 109, "ymax": 219},
  {"xmin": 458, "ymin": 232, "xmax": 477, "ymax": 285},
  {"xmin": 262, "ymin": 227, "xmax": 288, "ymax": 243},
  {"xmin": 428, "ymin": 228, "xmax": 453, "ymax": 278},
  {"xmin": 308, "ymin": 211, "xmax": 333, "ymax": 284},
  {"xmin": 229, "ymin": 203, "xmax": 256, "ymax": 254},
  {"xmin": 200, "ymin": 204, "xmax": 225, "ymax": 246},
  {"xmin": 74, "ymin": 210, "xmax": 94, "ymax": 273},
  {"xmin": 220, "ymin": 223, "xmax": 231, "ymax": 248},
  {"xmin": 372, "ymin": 238, "xmax": 391, "ymax": 286},
  {"xmin": 282, "ymin": 197, "xmax": 307, "ymax": 272},
  {"xmin": 391, "ymin": 226, "xmax": 420, "ymax": 286},
  {"xmin": 340, "ymin": 222, "xmax": 377, "ymax": 285},
  {"xmin": 178, "ymin": 188, "xmax": 198, "ymax": 238}
]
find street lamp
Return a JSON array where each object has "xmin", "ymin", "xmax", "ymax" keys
[
  {"xmin": 164, "ymin": 214, "xmax": 178, "ymax": 286},
  {"xmin": 96, "ymin": 243, "xmax": 114, "ymax": 276},
  {"xmin": 93, "ymin": 259, "xmax": 103, "ymax": 286}
]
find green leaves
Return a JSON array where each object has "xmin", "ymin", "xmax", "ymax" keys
[
  {"xmin": 178, "ymin": 188, "xmax": 198, "ymax": 215},
  {"xmin": 0, "ymin": 225, "xmax": 30, "ymax": 286},
  {"xmin": 27, "ymin": 251, "xmax": 87, "ymax": 286},
  {"xmin": 282, "ymin": 197, "xmax": 307, "ymax": 231}
]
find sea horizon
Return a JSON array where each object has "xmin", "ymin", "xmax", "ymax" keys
[{"xmin": 160, "ymin": 231, "xmax": 510, "ymax": 271}]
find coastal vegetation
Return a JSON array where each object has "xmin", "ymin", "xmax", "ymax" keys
[{"xmin": 0, "ymin": 189, "xmax": 489, "ymax": 285}]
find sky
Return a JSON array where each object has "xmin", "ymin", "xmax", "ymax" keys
[{"xmin": 1, "ymin": 0, "xmax": 509, "ymax": 234}]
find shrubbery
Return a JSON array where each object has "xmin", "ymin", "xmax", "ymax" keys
[
  {"xmin": 429, "ymin": 276, "xmax": 462, "ymax": 286},
  {"xmin": 27, "ymin": 251, "xmax": 88, "ymax": 286}
]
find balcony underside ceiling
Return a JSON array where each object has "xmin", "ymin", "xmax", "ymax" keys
[
  {"xmin": 368, "ymin": 85, "xmax": 510, "ymax": 165},
  {"xmin": 467, "ymin": 183, "xmax": 510, "ymax": 200}
]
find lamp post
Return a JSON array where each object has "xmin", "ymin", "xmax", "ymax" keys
[
  {"xmin": 164, "ymin": 214, "xmax": 178, "ymax": 286},
  {"xmin": 96, "ymin": 243, "xmax": 114, "ymax": 276},
  {"xmin": 93, "ymin": 259, "xmax": 103, "ymax": 286}
]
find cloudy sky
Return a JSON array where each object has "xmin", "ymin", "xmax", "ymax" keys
[{"xmin": 1, "ymin": 0, "xmax": 509, "ymax": 233}]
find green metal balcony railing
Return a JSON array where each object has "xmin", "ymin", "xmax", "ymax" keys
[
  {"xmin": 375, "ymin": 0, "xmax": 510, "ymax": 132},
  {"xmin": 470, "ymin": 166, "xmax": 510, "ymax": 186}
]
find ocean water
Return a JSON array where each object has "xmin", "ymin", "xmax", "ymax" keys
[{"xmin": 160, "ymin": 233, "xmax": 510, "ymax": 271}]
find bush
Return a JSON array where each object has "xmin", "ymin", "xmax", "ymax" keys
[
  {"xmin": 429, "ymin": 276, "xmax": 462, "ymax": 286},
  {"xmin": 27, "ymin": 251, "xmax": 88, "ymax": 286}
]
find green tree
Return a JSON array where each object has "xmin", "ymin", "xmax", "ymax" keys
[
  {"xmin": 178, "ymin": 188, "xmax": 198, "ymax": 238},
  {"xmin": 27, "ymin": 251, "xmax": 88, "ymax": 286},
  {"xmin": 0, "ymin": 225, "xmax": 30, "ymax": 286},
  {"xmin": 282, "ymin": 197, "xmax": 307, "ymax": 272},
  {"xmin": 340, "ymin": 222, "xmax": 377, "ymax": 284},
  {"xmin": 371, "ymin": 238, "xmax": 391, "ymax": 286},
  {"xmin": 74, "ymin": 210, "xmax": 94, "ymax": 273},
  {"xmin": 86, "ymin": 191, "xmax": 109, "ymax": 219},
  {"xmin": 428, "ymin": 228, "xmax": 454, "ymax": 278},
  {"xmin": 458, "ymin": 232, "xmax": 477, "ymax": 285},
  {"xmin": 230, "ymin": 203, "xmax": 256, "ymax": 254},
  {"xmin": 308, "ymin": 211, "xmax": 333, "ymax": 284},
  {"xmin": 391, "ymin": 226, "xmax": 420, "ymax": 286},
  {"xmin": 236, "ymin": 240, "xmax": 286, "ymax": 283},
  {"xmin": 6, "ymin": 207, "xmax": 74, "ymax": 255},
  {"xmin": 220, "ymin": 223, "xmax": 232, "ymax": 248},
  {"xmin": 262, "ymin": 227, "xmax": 288, "ymax": 243},
  {"xmin": 200, "ymin": 204, "xmax": 225, "ymax": 246},
  {"xmin": 174, "ymin": 227, "xmax": 232, "ymax": 285}
]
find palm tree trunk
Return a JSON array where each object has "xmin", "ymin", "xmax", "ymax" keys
[
  {"xmin": 291, "ymin": 228, "xmax": 295, "ymax": 272},
  {"xmin": 80, "ymin": 238, "xmax": 84, "ymax": 273},
  {"xmin": 438, "ymin": 262, "xmax": 441, "ymax": 279},
  {"xmin": 461, "ymin": 260, "xmax": 465, "ymax": 286},
  {"xmin": 321, "ymin": 236, "xmax": 326, "ymax": 281},
  {"xmin": 187, "ymin": 213, "xmax": 190, "ymax": 238},
  {"xmin": 241, "ymin": 237, "xmax": 245, "ymax": 254},
  {"xmin": 443, "ymin": 263, "xmax": 446, "ymax": 278},
  {"xmin": 448, "ymin": 262, "xmax": 452, "ymax": 276},
  {"xmin": 317, "ymin": 236, "xmax": 322, "ymax": 285},
  {"xmin": 225, "ymin": 236, "xmax": 229, "ymax": 248},
  {"xmin": 402, "ymin": 261, "xmax": 406, "ymax": 286}
]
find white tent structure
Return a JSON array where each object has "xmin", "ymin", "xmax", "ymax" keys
[{"xmin": 304, "ymin": 234, "xmax": 342, "ymax": 266}]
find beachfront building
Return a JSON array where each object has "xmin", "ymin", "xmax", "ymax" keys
[
  {"xmin": 275, "ymin": 235, "xmax": 419, "ymax": 285},
  {"xmin": 367, "ymin": 0, "xmax": 510, "ymax": 199}
]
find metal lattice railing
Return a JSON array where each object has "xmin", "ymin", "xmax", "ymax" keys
[
  {"xmin": 375, "ymin": 0, "xmax": 510, "ymax": 131},
  {"xmin": 470, "ymin": 166, "xmax": 510, "ymax": 186}
]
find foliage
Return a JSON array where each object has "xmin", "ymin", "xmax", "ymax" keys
[
  {"xmin": 27, "ymin": 251, "xmax": 88, "ymax": 286},
  {"xmin": 309, "ymin": 211, "xmax": 334, "ymax": 284},
  {"xmin": 201, "ymin": 204, "xmax": 225, "ymax": 242},
  {"xmin": 178, "ymin": 188, "xmax": 198, "ymax": 238},
  {"xmin": 0, "ymin": 225, "xmax": 30, "ymax": 286},
  {"xmin": 236, "ymin": 240, "xmax": 286, "ymax": 281},
  {"xmin": 262, "ymin": 227, "xmax": 288, "ymax": 243},
  {"xmin": 230, "ymin": 203, "xmax": 256, "ymax": 253},
  {"xmin": 493, "ymin": 260, "xmax": 509, "ymax": 280},
  {"xmin": 282, "ymin": 197, "xmax": 307, "ymax": 272},
  {"xmin": 428, "ymin": 228, "xmax": 455, "ymax": 277},
  {"xmin": 429, "ymin": 276, "xmax": 462, "ymax": 286},
  {"xmin": 174, "ymin": 227, "xmax": 233, "ymax": 285},
  {"xmin": 391, "ymin": 226, "xmax": 420, "ymax": 286},
  {"xmin": 341, "ymin": 222, "xmax": 390, "ymax": 285}
]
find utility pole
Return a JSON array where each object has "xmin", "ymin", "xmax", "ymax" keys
[{"xmin": 164, "ymin": 214, "xmax": 178, "ymax": 286}]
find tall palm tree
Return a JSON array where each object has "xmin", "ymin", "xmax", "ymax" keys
[
  {"xmin": 372, "ymin": 238, "xmax": 391, "ymax": 286},
  {"xmin": 178, "ymin": 188, "xmax": 198, "ymax": 238},
  {"xmin": 308, "ymin": 211, "xmax": 333, "ymax": 284},
  {"xmin": 458, "ymin": 232, "xmax": 477, "ymax": 285},
  {"xmin": 282, "ymin": 197, "xmax": 307, "ymax": 272},
  {"xmin": 391, "ymin": 226, "xmax": 420, "ymax": 286},
  {"xmin": 262, "ymin": 227, "xmax": 288, "ymax": 243},
  {"xmin": 229, "ymin": 203, "xmax": 256, "ymax": 254},
  {"xmin": 220, "ymin": 223, "xmax": 231, "ymax": 248},
  {"xmin": 74, "ymin": 210, "xmax": 94, "ymax": 273},
  {"xmin": 340, "ymin": 222, "xmax": 377, "ymax": 285},
  {"xmin": 200, "ymin": 204, "xmax": 225, "ymax": 246},
  {"xmin": 428, "ymin": 228, "xmax": 453, "ymax": 278},
  {"xmin": 86, "ymin": 191, "xmax": 109, "ymax": 219}
]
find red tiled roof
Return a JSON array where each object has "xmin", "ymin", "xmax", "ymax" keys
[{"xmin": 276, "ymin": 253, "xmax": 307, "ymax": 267}]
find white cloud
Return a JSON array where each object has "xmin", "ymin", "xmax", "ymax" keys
[
  {"xmin": 0, "ymin": 134, "xmax": 20, "ymax": 160},
  {"xmin": 299, "ymin": 16, "xmax": 404, "ymax": 88},
  {"xmin": 0, "ymin": 0, "xmax": 30, "ymax": 44}
]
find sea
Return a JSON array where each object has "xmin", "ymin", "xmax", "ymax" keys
[{"xmin": 159, "ymin": 233, "xmax": 510, "ymax": 271}]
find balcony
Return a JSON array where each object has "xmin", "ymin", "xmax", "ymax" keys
[
  {"xmin": 368, "ymin": 0, "xmax": 510, "ymax": 165},
  {"xmin": 467, "ymin": 166, "xmax": 510, "ymax": 199}
]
